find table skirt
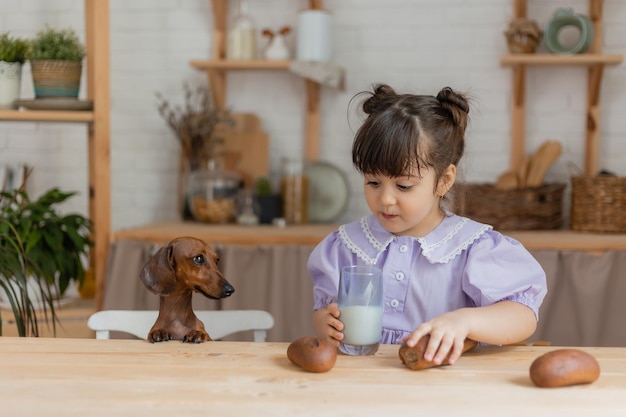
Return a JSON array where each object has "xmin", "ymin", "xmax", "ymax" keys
[{"xmin": 104, "ymin": 239, "xmax": 626, "ymax": 346}]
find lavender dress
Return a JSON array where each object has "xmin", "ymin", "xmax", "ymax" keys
[{"xmin": 307, "ymin": 212, "xmax": 547, "ymax": 345}]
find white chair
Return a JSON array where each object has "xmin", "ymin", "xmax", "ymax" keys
[{"xmin": 87, "ymin": 310, "xmax": 274, "ymax": 342}]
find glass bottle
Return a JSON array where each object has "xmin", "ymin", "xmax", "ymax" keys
[
  {"xmin": 281, "ymin": 157, "xmax": 309, "ymax": 224},
  {"xmin": 237, "ymin": 189, "xmax": 260, "ymax": 225},
  {"xmin": 227, "ymin": 0, "xmax": 257, "ymax": 60}
]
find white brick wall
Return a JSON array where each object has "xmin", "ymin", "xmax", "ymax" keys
[{"xmin": 1, "ymin": 0, "xmax": 625, "ymax": 231}]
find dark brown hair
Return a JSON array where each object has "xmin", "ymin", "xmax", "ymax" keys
[{"xmin": 352, "ymin": 84, "xmax": 470, "ymax": 191}]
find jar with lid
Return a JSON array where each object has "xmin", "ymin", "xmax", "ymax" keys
[
  {"xmin": 236, "ymin": 188, "xmax": 259, "ymax": 226},
  {"xmin": 187, "ymin": 160, "xmax": 242, "ymax": 223},
  {"xmin": 227, "ymin": 0, "xmax": 257, "ymax": 60},
  {"xmin": 281, "ymin": 157, "xmax": 308, "ymax": 224}
]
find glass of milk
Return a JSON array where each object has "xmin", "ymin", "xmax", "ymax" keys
[{"xmin": 338, "ymin": 265, "xmax": 383, "ymax": 356}]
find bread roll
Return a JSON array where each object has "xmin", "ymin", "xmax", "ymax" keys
[
  {"xmin": 529, "ymin": 348, "xmax": 600, "ymax": 388},
  {"xmin": 399, "ymin": 335, "xmax": 478, "ymax": 370},
  {"xmin": 287, "ymin": 336, "xmax": 337, "ymax": 373}
]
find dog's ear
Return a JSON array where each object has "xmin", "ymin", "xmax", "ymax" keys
[{"xmin": 140, "ymin": 246, "xmax": 177, "ymax": 296}]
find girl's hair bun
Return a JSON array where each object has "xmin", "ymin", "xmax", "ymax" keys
[
  {"xmin": 362, "ymin": 84, "xmax": 397, "ymax": 115},
  {"xmin": 436, "ymin": 87, "xmax": 470, "ymax": 130}
]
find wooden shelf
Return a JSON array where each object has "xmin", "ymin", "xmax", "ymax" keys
[
  {"xmin": 0, "ymin": 0, "xmax": 111, "ymax": 311},
  {"xmin": 500, "ymin": 54, "xmax": 623, "ymax": 66},
  {"xmin": 0, "ymin": 109, "xmax": 94, "ymax": 123},
  {"xmin": 189, "ymin": 60, "xmax": 291, "ymax": 70},
  {"xmin": 194, "ymin": 0, "xmax": 324, "ymax": 162},
  {"xmin": 114, "ymin": 221, "xmax": 338, "ymax": 246},
  {"xmin": 112, "ymin": 221, "xmax": 626, "ymax": 252},
  {"xmin": 1, "ymin": 298, "xmax": 95, "ymax": 338},
  {"xmin": 503, "ymin": 0, "xmax": 623, "ymax": 176}
]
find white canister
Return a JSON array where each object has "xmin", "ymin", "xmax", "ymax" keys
[
  {"xmin": 0, "ymin": 61, "xmax": 22, "ymax": 109},
  {"xmin": 296, "ymin": 9, "xmax": 332, "ymax": 62}
]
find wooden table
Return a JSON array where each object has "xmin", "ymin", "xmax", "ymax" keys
[{"xmin": 1, "ymin": 338, "xmax": 625, "ymax": 416}]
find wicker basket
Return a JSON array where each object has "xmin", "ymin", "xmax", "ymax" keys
[
  {"xmin": 506, "ymin": 33, "xmax": 540, "ymax": 54},
  {"xmin": 30, "ymin": 60, "xmax": 82, "ymax": 98},
  {"xmin": 453, "ymin": 183, "xmax": 566, "ymax": 230},
  {"xmin": 570, "ymin": 175, "xmax": 626, "ymax": 232}
]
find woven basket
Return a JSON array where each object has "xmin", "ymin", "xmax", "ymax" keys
[
  {"xmin": 453, "ymin": 182, "xmax": 566, "ymax": 230},
  {"xmin": 30, "ymin": 60, "xmax": 82, "ymax": 98},
  {"xmin": 570, "ymin": 175, "xmax": 626, "ymax": 232}
]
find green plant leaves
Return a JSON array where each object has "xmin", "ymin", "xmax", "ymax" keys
[
  {"xmin": 0, "ymin": 187, "xmax": 92, "ymax": 336},
  {"xmin": 27, "ymin": 25, "xmax": 85, "ymax": 62},
  {"xmin": 0, "ymin": 32, "xmax": 29, "ymax": 63}
]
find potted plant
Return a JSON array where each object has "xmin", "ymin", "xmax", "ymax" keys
[
  {"xmin": 253, "ymin": 176, "xmax": 283, "ymax": 224},
  {"xmin": 27, "ymin": 25, "xmax": 85, "ymax": 98},
  {"xmin": 0, "ymin": 180, "xmax": 93, "ymax": 337},
  {"xmin": 0, "ymin": 32, "xmax": 29, "ymax": 108}
]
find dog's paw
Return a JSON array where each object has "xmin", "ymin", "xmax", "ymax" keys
[
  {"xmin": 148, "ymin": 329, "xmax": 173, "ymax": 343},
  {"xmin": 183, "ymin": 330, "xmax": 210, "ymax": 343}
]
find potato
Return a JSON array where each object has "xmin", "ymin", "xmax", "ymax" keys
[
  {"xmin": 287, "ymin": 336, "xmax": 337, "ymax": 373},
  {"xmin": 399, "ymin": 335, "xmax": 478, "ymax": 370},
  {"xmin": 529, "ymin": 348, "xmax": 600, "ymax": 388}
]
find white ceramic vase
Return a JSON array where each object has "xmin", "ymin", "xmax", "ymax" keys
[
  {"xmin": 0, "ymin": 61, "xmax": 22, "ymax": 109},
  {"xmin": 0, "ymin": 276, "xmax": 79, "ymax": 310}
]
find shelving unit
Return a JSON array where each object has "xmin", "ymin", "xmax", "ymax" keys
[
  {"xmin": 190, "ymin": 0, "xmax": 325, "ymax": 162},
  {"xmin": 0, "ymin": 0, "xmax": 110, "ymax": 311},
  {"xmin": 500, "ymin": 0, "xmax": 623, "ymax": 175}
]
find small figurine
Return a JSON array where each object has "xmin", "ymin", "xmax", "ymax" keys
[{"xmin": 262, "ymin": 26, "xmax": 291, "ymax": 60}]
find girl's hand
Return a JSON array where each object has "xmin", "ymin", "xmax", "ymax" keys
[
  {"xmin": 403, "ymin": 309, "xmax": 470, "ymax": 365},
  {"xmin": 312, "ymin": 303, "xmax": 344, "ymax": 347}
]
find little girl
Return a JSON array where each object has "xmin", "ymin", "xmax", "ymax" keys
[{"xmin": 308, "ymin": 84, "xmax": 547, "ymax": 365}]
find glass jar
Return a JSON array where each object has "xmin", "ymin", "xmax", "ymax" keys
[
  {"xmin": 187, "ymin": 160, "xmax": 242, "ymax": 223},
  {"xmin": 281, "ymin": 157, "xmax": 309, "ymax": 224},
  {"xmin": 236, "ymin": 189, "xmax": 260, "ymax": 225},
  {"xmin": 227, "ymin": 0, "xmax": 257, "ymax": 60}
]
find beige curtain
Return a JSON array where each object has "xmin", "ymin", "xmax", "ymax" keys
[
  {"xmin": 104, "ymin": 239, "xmax": 626, "ymax": 346},
  {"xmin": 531, "ymin": 250, "xmax": 626, "ymax": 347}
]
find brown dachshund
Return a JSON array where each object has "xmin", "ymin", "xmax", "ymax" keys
[{"xmin": 140, "ymin": 237, "xmax": 235, "ymax": 343}]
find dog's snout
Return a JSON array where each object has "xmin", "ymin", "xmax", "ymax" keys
[{"xmin": 222, "ymin": 283, "xmax": 235, "ymax": 297}]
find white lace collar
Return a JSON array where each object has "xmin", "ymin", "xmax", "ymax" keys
[{"xmin": 337, "ymin": 213, "xmax": 492, "ymax": 265}]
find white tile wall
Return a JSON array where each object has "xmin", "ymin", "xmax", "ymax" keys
[{"xmin": 1, "ymin": 0, "xmax": 625, "ymax": 231}]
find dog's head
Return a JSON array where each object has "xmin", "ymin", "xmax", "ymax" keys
[{"xmin": 140, "ymin": 237, "xmax": 235, "ymax": 299}]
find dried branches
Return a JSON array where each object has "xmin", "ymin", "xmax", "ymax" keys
[{"xmin": 156, "ymin": 83, "xmax": 232, "ymax": 171}]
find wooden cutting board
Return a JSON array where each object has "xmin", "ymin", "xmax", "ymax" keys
[{"xmin": 214, "ymin": 113, "xmax": 269, "ymax": 188}]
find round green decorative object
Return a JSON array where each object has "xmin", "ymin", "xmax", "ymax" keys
[{"xmin": 544, "ymin": 8, "xmax": 594, "ymax": 55}]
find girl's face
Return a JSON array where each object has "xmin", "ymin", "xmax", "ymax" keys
[{"xmin": 363, "ymin": 165, "xmax": 454, "ymax": 237}]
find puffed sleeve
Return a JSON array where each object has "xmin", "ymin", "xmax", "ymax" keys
[
  {"xmin": 461, "ymin": 231, "xmax": 547, "ymax": 320},
  {"xmin": 307, "ymin": 230, "xmax": 353, "ymax": 310}
]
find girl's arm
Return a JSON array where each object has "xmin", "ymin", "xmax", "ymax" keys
[{"xmin": 403, "ymin": 301, "xmax": 537, "ymax": 365}]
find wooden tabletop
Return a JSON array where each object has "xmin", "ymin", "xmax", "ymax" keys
[
  {"xmin": 1, "ymin": 337, "xmax": 625, "ymax": 416},
  {"xmin": 113, "ymin": 221, "xmax": 626, "ymax": 251}
]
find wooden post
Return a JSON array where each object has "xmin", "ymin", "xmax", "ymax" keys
[
  {"xmin": 303, "ymin": 0, "xmax": 323, "ymax": 161},
  {"xmin": 508, "ymin": 0, "xmax": 527, "ymax": 171},
  {"xmin": 85, "ymin": 0, "xmax": 111, "ymax": 310},
  {"xmin": 510, "ymin": 65, "xmax": 526, "ymax": 170},
  {"xmin": 585, "ymin": 0, "xmax": 604, "ymax": 175},
  {"xmin": 305, "ymin": 80, "xmax": 320, "ymax": 162},
  {"xmin": 513, "ymin": 0, "xmax": 526, "ymax": 18}
]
